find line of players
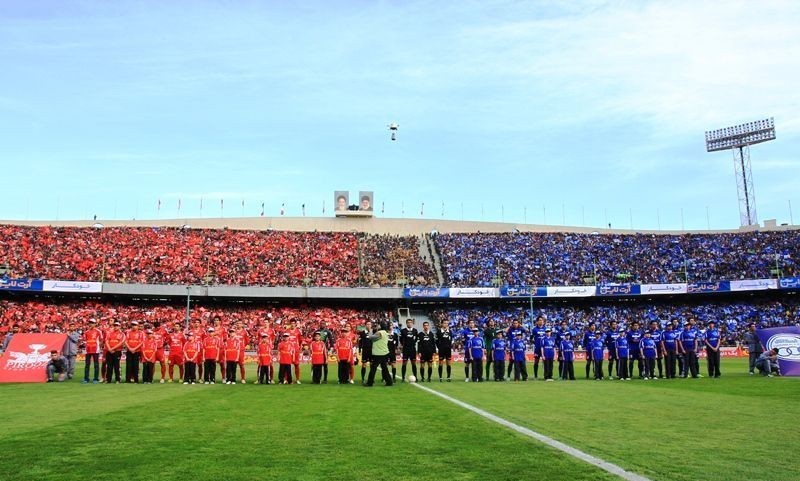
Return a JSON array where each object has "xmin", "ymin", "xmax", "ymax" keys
[{"xmin": 456, "ymin": 316, "xmax": 723, "ymax": 382}]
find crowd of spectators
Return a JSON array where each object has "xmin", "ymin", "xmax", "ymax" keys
[
  {"xmin": 359, "ymin": 234, "xmax": 436, "ymax": 287},
  {"xmin": 434, "ymin": 231, "xmax": 800, "ymax": 287},
  {"xmin": 0, "ymin": 299, "xmax": 393, "ymax": 349},
  {"xmin": 430, "ymin": 297, "xmax": 800, "ymax": 350},
  {"xmin": 0, "ymin": 225, "xmax": 359, "ymax": 287}
]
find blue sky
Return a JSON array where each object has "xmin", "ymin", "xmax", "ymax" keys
[{"xmin": 1, "ymin": 0, "xmax": 798, "ymax": 229}]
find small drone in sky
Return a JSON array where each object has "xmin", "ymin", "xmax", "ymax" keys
[{"xmin": 388, "ymin": 122, "xmax": 399, "ymax": 141}]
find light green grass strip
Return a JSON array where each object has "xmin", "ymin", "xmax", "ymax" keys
[{"xmin": 411, "ymin": 381, "xmax": 652, "ymax": 481}]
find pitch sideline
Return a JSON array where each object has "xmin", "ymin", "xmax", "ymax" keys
[{"xmin": 408, "ymin": 381, "xmax": 652, "ymax": 481}]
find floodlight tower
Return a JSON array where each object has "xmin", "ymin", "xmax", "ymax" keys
[{"xmin": 705, "ymin": 118, "xmax": 776, "ymax": 227}]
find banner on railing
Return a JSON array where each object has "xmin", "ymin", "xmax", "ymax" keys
[
  {"xmin": 687, "ymin": 281, "xmax": 730, "ymax": 294},
  {"xmin": 546, "ymin": 286, "xmax": 595, "ymax": 297},
  {"xmin": 640, "ymin": 283, "xmax": 687, "ymax": 295},
  {"xmin": 596, "ymin": 284, "xmax": 641, "ymax": 296},
  {"xmin": 449, "ymin": 287, "xmax": 499, "ymax": 298},
  {"xmin": 42, "ymin": 280, "xmax": 102, "ymax": 293},
  {"xmin": 0, "ymin": 278, "xmax": 43, "ymax": 292},
  {"xmin": 779, "ymin": 277, "xmax": 800, "ymax": 289},
  {"xmin": 403, "ymin": 287, "xmax": 450, "ymax": 298},
  {"xmin": 500, "ymin": 286, "xmax": 548, "ymax": 298},
  {"xmin": 730, "ymin": 279, "xmax": 777, "ymax": 292}
]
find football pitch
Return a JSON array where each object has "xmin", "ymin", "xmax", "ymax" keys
[{"xmin": 0, "ymin": 358, "xmax": 796, "ymax": 481}]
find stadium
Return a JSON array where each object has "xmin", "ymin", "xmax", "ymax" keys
[
  {"xmin": 1, "ymin": 216, "xmax": 798, "ymax": 481},
  {"xmin": 2, "ymin": 2, "xmax": 800, "ymax": 481}
]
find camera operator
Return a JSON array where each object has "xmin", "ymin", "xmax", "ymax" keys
[
  {"xmin": 46, "ymin": 350, "xmax": 68, "ymax": 383},
  {"xmin": 364, "ymin": 321, "xmax": 393, "ymax": 387}
]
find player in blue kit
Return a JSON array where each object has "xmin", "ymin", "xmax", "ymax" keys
[
  {"xmin": 511, "ymin": 332, "xmax": 528, "ymax": 381},
  {"xmin": 661, "ymin": 323, "xmax": 679, "ymax": 379},
  {"xmin": 559, "ymin": 332, "xmax": 575, "ymax": 380},
  {"xmin": 590, "ymin": 331, "xmax": 605, "ymax": 380},
  {"xmin": 530, "ymin": 316, "xmax": 547, "ymax": 379},
  {"xmin": 605, "ymin": 320, "xmax": 620, "ymax": 379},
  {"xmin": 648, "ymin": 320, "xmax": 664, "ymax": 378},
  {"xmin": 506, "ymin": 319, "xmax": 527, "ymax": 379},
  {"xmin": 541, "ymin": 328, "xmax": 557, "ymax": 381},
  {"xmin": 461, "ymin": 320, "xmax": 478, "ymax": 382},
  {"xmin": 615, "ymin": 332, "xmax": 630, "ymax": 380},
  {"xmin": 704, "ymin": 320, "xmax": 722, "ymax": 378},
  {"xmin": 467, "ymin": 327, "xmax": 485, "ymax": 382},
  {"xmin": 678, "ymin": 323, "xmax": 699, "ymax": 378},
  {"xmin": 582, "ymin": 323, "xmax": 597, "ymax": 379},
  {"xmin": 627, "ymin": 321, "xmax": 644, "ymax": 379},
  {"xmin": 641, "ymin": 330, "xmax": 658, "ymax": 380},
  {"xmin": 491, "ymin": 331, "xmax": 507, "ymax": 381}
]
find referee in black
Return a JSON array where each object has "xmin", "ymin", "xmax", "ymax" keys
[
  {"xmin": 417, "ymin": 321, "xmax": 437, "ymax": 382},
  {"xmin": 436, "ymin": 320, "xmax": 453, "ymax": 381},
  {"xmin": 400, "ymin": 319, "xmax": 418, "ymax": 382},
  {"xmin": 358, "ymin": 320, "xmax": 373, "ymax": 384}
]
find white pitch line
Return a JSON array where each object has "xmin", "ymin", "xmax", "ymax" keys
[{"xmin": 409, "ymin": 381, "xmax": 652, "ymax": 481}]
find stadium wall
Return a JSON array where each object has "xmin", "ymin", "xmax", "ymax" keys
[{"xmin": 1, "ymin": 216, "xmax": 796, "ymax": 235}]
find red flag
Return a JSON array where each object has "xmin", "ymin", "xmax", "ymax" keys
[{"xmin": 0, "ymin": 333, "xmax": 68, "ymax": 383}]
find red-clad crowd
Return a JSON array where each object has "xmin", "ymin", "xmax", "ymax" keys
[{"xmin": 0, "ymin": 225, "xmax": 360, "ymax": 286}]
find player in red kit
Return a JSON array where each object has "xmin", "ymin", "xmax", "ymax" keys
[
  {"xmin": 82, "ymin": 319, "xmax": 103, "ymax": 384},
  {"xmin": 189, "ymin": 319, "xmax": 206, "ymax": 380},
  {"xmin": 151, "ymin": 322, "xmax": 168, "ymax": 383},
  {"xmin": 335, "ymin": 328, "xmax": 355, "ymax": 384},
  {"xmin": 256, "ymin": 333, "xmax": 274, "ymax": 384},
  {"xmin": 183, "ymin": 333, "xmax": 201, "ymax": 384},
  {"xmin": 224, "ymin": 329, "xmax": 243, "ymax": 385},
  {"xmin": 310, "ymin": 332, "xmax": 328, "ymax": 384},
  {"xmin": 141, "ymin": 330, "xmax": 159, "ymax": 384},
  {"xmin": 125, "ymin": 321, "xmax": 145, "ymax": 383},
  {"xmin": 234, "ymin": 321, "xmax": 249, "ymax": 383},
  {"xmin": 202, "ymin": 328, "xmax": 222, "ymax": 384},
  {"xmin": 283, "ymin": 322, "xmax": 303, "ymax": 383},
  {"xmin": 167, "ymin": 322, "xmax": 186, "ymax": 382},
  {"xmin": 104, "ymin": 321, "xmax": 126, "ymax": 384},
  {"xmin": 277, "ymin": 333, "xmax": 296, "ymax": 384}
]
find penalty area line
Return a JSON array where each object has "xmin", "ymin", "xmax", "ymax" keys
[{"xmin": 409, "ymin": 382, "xmax": 652, "ymax": 481}]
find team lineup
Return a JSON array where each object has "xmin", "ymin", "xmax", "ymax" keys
[{"xmin": 63, "ymin": 313, "xmax": 732, "ymax": 386}]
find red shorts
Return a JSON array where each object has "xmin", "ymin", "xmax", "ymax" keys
[
  {"xmin": 169, "ymin": 353, "xmax": 184, "ymax": 365},
  {"xmin": 238, "ymin": 351, "xmax": 246, "ymax": 364},
  {"xmin": 155, "ymin": 350, "xmax": 166, "ymax": 362}
]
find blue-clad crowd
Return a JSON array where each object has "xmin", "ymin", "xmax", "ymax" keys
[{"xmin": 435, "ymin": 231, "xmax": 800, "ymax": 287}]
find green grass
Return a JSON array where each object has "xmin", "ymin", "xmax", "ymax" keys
[
  {"xmin": 425, "ymin": 358, "xmax": 799, "ymax": 481},
  {"xmin": 0, "ymin": 362, "xmax": 614, "ymax": 481},
  {"xmin": 0, "ymin": 359, "xmax": 795, "ymax": 481}
]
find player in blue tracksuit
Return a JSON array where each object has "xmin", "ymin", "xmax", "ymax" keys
[
  {"xmin": 461, "ymin": 320, "xmax": 478, "ymax": 382},
  {"xmin": 615, "ymin": 334, "xmax": 630, "ymax": 380},
  {"xmin": 704, "ymin": 320, "xmax": 722, "ymax": 378},
  {"xmin": 506, "ymin": 319, "xmax": 527, "ymax": 379},
  {"xmin": 554, "ymin": 321, "xmax": 569, "ymax": 379},
  {"xmin": 661, "ymin": 323, "xmax": 679, "ymax": 379},
  {"xmin": 678, "ymin": 324, "xmax": 698, "ymax": 378},
  {"xmin": 467, "ymin": 328, "xmax": 485, "ymax": 382},
  {"xmin": 641, "ymin": 331, "xmax": 658, "ymax": 379},
  {"xmin": 583, "ymin": 323, "xmax": 597, "ymax": 379},
  {"xmin": 605, "ymin": 320, "xmax": 620, "ymax": 379},
  {"xmin": 491, "ymin": 331, "xmax": 507, "ymax": 381},
  {"xmin": 511, "ymin": 333, "xmax": 528, "ymax": 381},
  {"xmin": 648, "ymin": 321, "xmax": 664, "ymax": 378},
  {"xmin": 559, "ymin": 332, "xmax": 575, "ymax": 380},
  {"xmin": 590, "ymin": 332, "xmax": 605, "ymax": 380},
  {"xmin": 541, "ymin": 328, "xmax": 557, "ymax": 381},
  {"xmin": 627, "ymin": 322, "xmax": 644, "ymax": 379},
  {"xmin": 530, "ymin": 317, "xmax": 547, "ymax": 379}
]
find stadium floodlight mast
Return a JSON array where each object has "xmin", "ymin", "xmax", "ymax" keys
[{"xmin": 705, "ymin": 118, "xmax": 776, "ymax": 227}]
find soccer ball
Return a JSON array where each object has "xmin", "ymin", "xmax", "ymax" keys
[{"xmin": 408, "ymin": 375, "xmax": 417, "ymax": 383}]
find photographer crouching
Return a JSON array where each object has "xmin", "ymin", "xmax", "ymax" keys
[{"xmin": 46, "ymin": 350, "xmax": 68, "ymax": 383}]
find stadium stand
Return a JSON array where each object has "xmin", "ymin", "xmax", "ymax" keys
[{"xmin": 434, "ymin": 231, "xmax": 800, "ymax": 287}]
